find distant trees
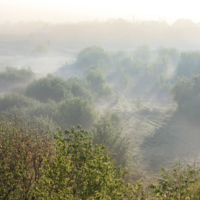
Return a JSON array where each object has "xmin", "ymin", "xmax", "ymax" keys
[
  {"xmin": 25, "ymin": 75, "xmax": 70, "ymax": 103},
  {"xmin": 35, "ymin": 44, "xmax": 48, "ymax": 54},
  {"xmin": 176, "ymin": 51, "xmax": 200, "ymax": 78},
  {"xmin": 123, "ymin": 73, "xmax": 130, "ymax": 87},
  {"xmin": 157, "ymin": 46, "xmax": 180, "ymax": 64},
  {"xmin": 171, "ymin": 75, "xmax": 200, "ymax": 121},
  {"xmin": 133, "ymin": 45, "xmax": 151, "ymax": 62},
  {"xmin": 77, "ymin": 46, "xmax": 110, "ymax": 68},
  {"xmin": 86, "ymin": 69, "xmax": 112, "ymax": 97},
  {"xmin": 25, "ymin": 75, "xmax": 92, "ymax": 103},
  {"xmin": 0, "ymin": 67, "xmax": 35, "ymax": 90},
  {"xmin": 55, "ymin": 97, "xmax": 97, "ymax": 130},
  {"xmin": 92, "ymin": 112, "xmax": 131, "ymax": 168}
]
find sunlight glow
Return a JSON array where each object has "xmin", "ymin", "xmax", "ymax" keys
[{"xmin": 1, "ymin": 0, "xmax": 200, "ymax": 23}]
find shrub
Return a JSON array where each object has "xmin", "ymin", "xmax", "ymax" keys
[
  {"xmin": 0, "ymin": 115, "xmax": 134, "ymax": 199},
  {"xmin": 25, "ymin": 75, "xmax": 72, "ymax": 103},
  {"xmin": 86, "ymin": 69, "xmax": 106, "ymax": 91},
  {"xmin": 0, "ymin": 115, "xmax": 55, "ymax": 199},
  {"xmin": 77, "ymin": 46, "xmax": 110, "ymax": 68},
  {"xmin": 176, "ymin": 51, "xmax": 200, "ymax": 78},
  {"xmin": 133, "ymin": 45, "xmax": 151, "ymax": 62},
  {"xmin": 171, "ymin": 75, "xmax": 200, "ymax": 107},
  {"xmin": 35, "ymin": 44, "xmax": 48, "ymax": 54},
  {"xmin": 25, "ymin": 75, "xmax": 93, "ymax": 103},
  {"xmin": 92, "ymin": 112, "xmax": 131, "ymax": 168},
  {"xmin": 0, "ymin": 67, "xmax": 35, "ymax": 90},
  {"xmin": 86, "ymin": 69, "xmax": 112, "ymax": 97},
  {"xmin": 157, "ymin": 46, "xmax": 180, "ymax": 64},
  {"xmin": 123, "ymin": 73, "xmax": 130, "ymax": 87},
  {"xmin": 55, "ymin": 97, "xmax": 97, "ymax": 130},
  {"xmin": 0, "ymin": 93, "xmax": 37, "ymax": 113},
  {"xmin": 149, "ymin": 164, "xmax": 200, "ymax": 199},
  {"xmin": 67, "ymin": 77, "xmax": 93, "ymax": 102}
]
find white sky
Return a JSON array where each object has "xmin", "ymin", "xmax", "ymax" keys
[{"xmin": 1, "ymin": 0, "xmax": 200, "ymax": 23}]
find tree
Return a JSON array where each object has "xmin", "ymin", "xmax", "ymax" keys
[
  {"xmin": 0, "ymin": 115, "xmax": 134, "ymax": 199},
  {"xmin": 176, "ymin": 51, "xmax": 200, "ymax": 78},
  {"xmin": 77, "ymin": 46, "xmax": 110, "ymax": 68},
  {"xmin": 157, "ymin": 46, "xmax": 180, "ymax": 64},
  {"xmin": 25, "ymin": 75, "xmax": 71, "ymax": 103},
  {"xmin": 86, "ymin": 69, "xmax": 112, "ymax": 97},
  {"xmin": 92, "ymin": 112, "xmax": 131, "ymax": 168},
  {"xmin": 55, "ymin": 97, "xmax": 97, "ymax": 130},
  {"xmin": 133, "ymin": 45, "xmax": 151, "ymax": 62}
]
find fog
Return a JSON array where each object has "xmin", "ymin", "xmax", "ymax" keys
[{"xmin": 2, "ymin": 1, "xmax": 200, "ymax": 190}]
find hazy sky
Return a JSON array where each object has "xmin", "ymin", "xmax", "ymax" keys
[{"xmin": 1, "ymin": 0, "xmax": 200, "ymax": 23}]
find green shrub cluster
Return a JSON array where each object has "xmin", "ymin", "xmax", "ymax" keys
[
  {"xmin": 86, "ymin": 69, "xmax": 112, "ymax": 97},
  {"xmin": 157, "ymin": 46, "xmax": 180, "ymax": 64},
  {"xmin": 25, "ymin": 75, "xmax": 93, "ymax": 103},
  {"xmin": 0, "ymin": 93, "xmax": 96, "ymax": 130},
  {"xmin": 92, "ymin": 112, "xmax": 131, "ymax": 168},
  {"xmin": 171, "ymin": 75, "xmax": 200, "ymax": 122},
  {"xmin": 0, "ymin": 67, "xmax": 35, "ymax": 90},
  {"xmin": 55, "ymin": 97, "xmax": 97, "ymax": 130},
  {"xmin": 176, "ymin": 51, "xmax": 200, "ymax": 78},
  {"xmin": 0, "ymin": 116, "xmax": 134, "ymax": 199},
  {"xmin": 2, "ymin": 116, "xmax": 200, "ymax": 199},
  {"xmin": 77, "ymin": 46, "xmax": 110, "ymax": 68}
]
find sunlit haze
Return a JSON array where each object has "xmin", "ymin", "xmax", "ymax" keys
[{"xmin": 2, "ymin": 0, "xmax": 200, "ymax": 24}]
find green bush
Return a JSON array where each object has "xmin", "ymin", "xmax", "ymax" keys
[
  {"xmin": 171, "ymin": 75, "xmax": 200, "ymax": 122},
  {"xmin": 176, "ymin": 51, "xmax": 200, "ymax": 78},
  {"xmin": 134, "ymin": 45, "xmax": 151, "ymax": 62},
  {"xmin": 86, "ymin": 69, "xmax": 112, "ymax": 97},
  {"xmin": 92, "ymin": 112, "xmax": 131, "ymax": 168},
  {"xmin": 0, "ymin": 116, "xmax": 134, "ymax": 199},
  {"xmin": 0, "ymin": 67, "xmax": 35, "ymax": 89},
  {"xmin": 157, "ymin": 46, "xmax": 180, "ymax": 64},
  {"xmin": 25, "ymin": 75, "xmax": 72, "ymax": 103},
  {"xmin": 35, "ymin": 44, "xmax": 48, "ymax": 54},
  {"xmin": 55, "ymin": 97, "xmax": 97, "ymax": 130},
  {"xmin": 0, "ymin": 93, "xmax": 37, "ymax": 113},
  {"xmin": 67, "ymin": 77, "xmax": 93, "ymax": 102},
  {"xmin": 25, "ymin": 75, "xmax": 93, "ymax": 103},
  {"xmin": 123, "ymin": 73, "xmax": 130, "ymax": 87},
  {"xmin": 77, "ymin": 46, "xmax": 110, "ymax": 68},
  {"xmin": 149, "ymin": 164, "xmax": 200, "ymax": 199}
]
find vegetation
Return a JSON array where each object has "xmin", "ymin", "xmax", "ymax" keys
[
  {"xmin": 86, "ymin": 69, "xmax": 112, "ymax": 97},
  {"xmin": 0, "ymin": 115, "xmax": 134, "ymax": 199},
  {"xmin": 55, "ymin": 97, "xmax": 97, "ymax": 130},
  {"xmin": 3, "ymin": 44, "xmax": 200, "ymax": 199},
  {"xmin": 77, "ymin": 46, "xmax": 110, "ymax": 68},
  {"xmin": 171, "ymin": 75, "xmax": 200, "ymax": 122},
  {"xmin": 176, "ymin": 51, "xmax": 200, "ymax": 78},
  {"xmin": 25, "ymin": 75, "xmax": 93, "ymax": 103},
  {"xmin": 157, "ymin": 46, "xmax": 180, "ymax": 64},
  {"xmin": 92, "ymin": 112, "xmax": 131, "ymax": 168},
  {"xmin": 0, "ymin": 67, "xmax": 35, "ymax": 90},
  {"xmin": 25, "ymin": 75, "xmax": 71, "ymax": 102}
]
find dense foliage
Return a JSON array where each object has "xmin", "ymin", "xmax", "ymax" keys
[
  {"xmin": 25, "ymin": 75, "xmax": 71, "ymax": 102},
  {"xmin": 171, "ymin": 75, "xmax": 200, "ymax": 122},
  {"xmin": 176, "ymin": 51, "xmax": 200, "ymax": 78},
  {"xmin": 92, "ymin": 112, "xmax": 131, "ymax": 168},
  {"xmin": 77, "ymin": 46, "xmax": 110, "ymax": 68},
  {"xmin": 86, "ymin": 69, "xmax": 112, "ymax": 97},
  {"xmin": 0, "ymin": 67, "xmax": 35, "ymax": 90},
  {"xmin": 0, "ymin": 116, "xmax": 134, "ymax": 199},
  {"xmin": 55, "ymin": 97, "xmax": 97, "ymax": 130},
  {"xmin": 25, "ymin": 75, "xmax": 93, "ymax": 103}
]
